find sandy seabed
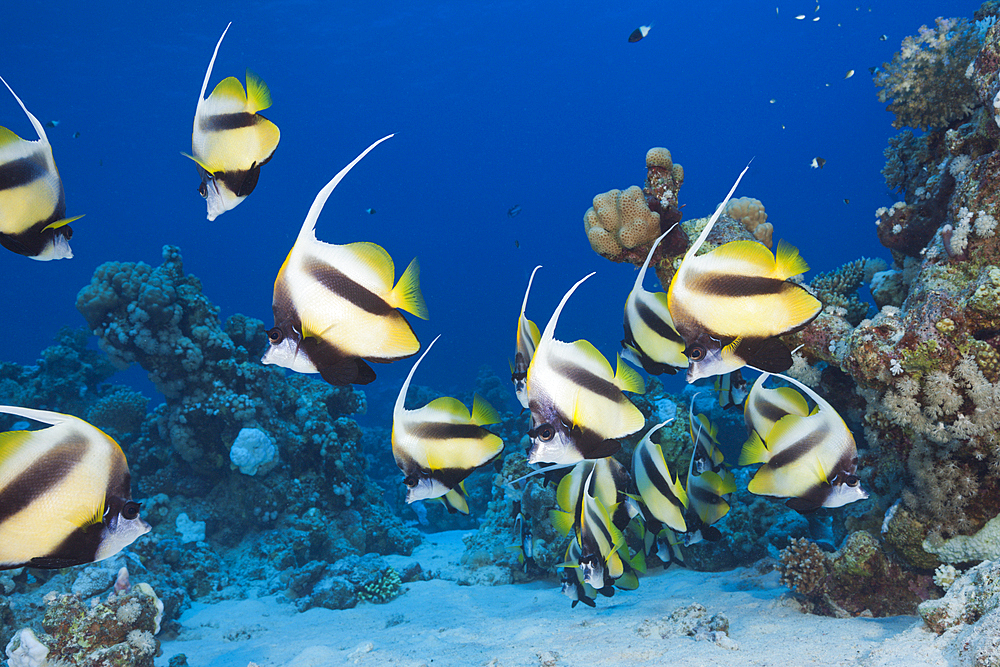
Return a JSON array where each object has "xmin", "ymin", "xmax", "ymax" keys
[{"xmin": 156, "ymin": 531, "xmax": 954, "ymax": 667}]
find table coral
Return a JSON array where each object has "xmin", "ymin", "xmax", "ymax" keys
[{"xmin": 875, "ymin": 17, "xmax": 985, "ymax": 130}]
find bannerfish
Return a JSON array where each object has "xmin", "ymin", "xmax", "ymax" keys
[
  {"xmin": 559, "ymin": 540, "xmax": 602, "ymax": 608},
  {"xmin": 431, "ymin": 482, "xmax": 469, "ymax": 515},
  {"xmin": 632, "ymin": 421, "xmax": 688, "ymax": 533},
  {"xmin": 577, "ymin": 465, "xmax": 626, "ymax": 590},
  {"xmin": 391, "ymin": 335, "xmax": 505, "ymax": 504},
  {"xmin": 0, "ymin": 406, "xmax": 150, "ymax": 570},
  {"xmin": 683, "ymin": 414, "xmax": 736, "ymax": 545},
  {"xmin": 549, "ymin": 457, "xmax": 629, "ymax": 539},
  {"xmin": 184, "ymin": 23, "xmax": 280, "ymax": 220},
  {"xmin": 666, "ymin": 165, "xmax": 822, "ymax": 381},
  {"xmin": 739, "ymin": 372, "xmax": 868, "ymax": 512},
  {"xmin": 0, "ymin": 76, "xmax": 82, "ymax": 260},
  {"xmin": 714, "ymin": 369, "xmax": 748, "ymax": 410},
  {"xmin": 512, "ymin": 266, "xmax": 542, "ymax": 409},
  {"xmin": 43, "ymin": 120, "xmax": 58, "ymax": 128},
  {"xmin": 689, "ymin": 411, "xmax": 724, "ymax": 475},
  {"xmin": 262, "ymin": 134, "xmax": 428, "ymax": 386},
  {"xmin": 526, "ymin": 273, "xmax": 646, "ymax": 465},
  {"xmin": 742, "ymin": 371, "xmax": 813, "ymax": 441},
  {"xmin": 811, "ymin": 157, "xmax": 827, "ymax": 169},
  {"xmin": 510, "ymin": 512, "xmax": 538, "ymax": 573},
  {"xmin": 628, "ymin": 25, "xmax": 652, "ymax": 42},
  {"xmin": 621, "ymin": 228, "xmax": 688, "ymax": 376}
]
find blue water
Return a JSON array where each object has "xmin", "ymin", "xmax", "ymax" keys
[{"xmin": 0, "ymin": 1, "xmax": 979, "ymax": 404}]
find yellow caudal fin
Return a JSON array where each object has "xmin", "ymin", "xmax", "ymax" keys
[
  {"xmin": 389, "ymin": 257, "xmax": 429, "ymax": 319},
  {"xmin": 471, "ymin": 394, "xmax": 500, "ymax": 426},
  {"xmin": 42, "ymin": 215, "xmax": 84, "ymax": 231},
  {"xmin": 245, "ymin": 69, "xmax": 272, "ymax": 112},
  {"xmin": 549, "ymin": 509, "xmax": 575, "ymax": 536},
  {"xmin": 739, "ymin": 430, "xmax": 770, "ymax": 465},
  {"xmin": 208, "ymin": 76, "xmax": 247, "ymax": 103},
  {"xmin": 774, "ymin": 239, "xmax": 810, "ymax": 279},
  {"xmin": 614, "ymin": 355, "xmax": 646, "ymax": 395}
]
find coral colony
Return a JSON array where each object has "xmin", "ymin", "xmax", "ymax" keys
[{"xmin": 6, "ymin": 5, "xmax": 1000, "ymax": 664}]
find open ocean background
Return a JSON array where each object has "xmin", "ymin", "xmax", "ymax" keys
[{"xmin": 0, "ymin": 1, "xmax": 980, "ymax": 414}]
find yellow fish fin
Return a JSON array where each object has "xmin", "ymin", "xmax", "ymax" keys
[
  {"xmin": 709, "ymin": 239, "xmax": 776, "ymax": 272},
  {"xmin": 42, "ymin": 215, "xmax": 84, "ymax": 231},
  {"xmin": 389, "ymin": 257, "xmax": 429, "ymax": 319},
  {"xmin": 208, "ymin": 76, "xmax": 247, "ymax": 104},
  {"xmin": 739, "ymin": 430, "xmax": 770, "ymax": 465},
  {"xmin": 245, "ymin": 69, "xmax": 272, "ymax": 113},
  {"xmin": 549, "ymin": 509, "xmax": 575, "ymax": 537},
  {"xmin": 254, "ymin": 116, "xmax": 281, "ymax": 159},
  {"xmin": 527, "ymin": 319, "xmax": 541, "ymax": 347},
  {"xmin": 614, "ymin": 354, "xmax": 646, "ymax": 395},
  {"xmin": 722, "ymin": 335, "xmax": 744, "ymax": 359},
  {"xmin": 556, "ymin": 469, "xmax": 576, "ymax": 513},
  {"xmin": 774, "ymin": 239, "xmax": 810, "ymax": 279},
  {"xmin": 340, "ymin": 241, "xmax": 395, "ymax": 288},
  {"xmin": 630, "ymin": 546, "xmax": 647, "ymax": 574},
  {"xmin": 774, "ymin": 386, "xmax": 811, "ymax": 416},
  {"xmin": 470, "ymin": 394, "xmax": 500, "ymax": 427},
  {"xmin": 0, "ymin": 125, "xmax": 23, "ymax": 148},
  {"xmin": 0, "ymin": 430, "xmax": 34, "ymax": 465},
  {"xmin": 181, "ymin": 151, "xmax": 215, "ymax": 173},
  {"xmin": 607, "ymin": 550, "xmax": 625, "ymax": 579},
  {"xmin": 425, "ymin": 396, "xmax": 471, "ymax": 421}
]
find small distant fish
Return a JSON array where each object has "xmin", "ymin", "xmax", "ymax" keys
[
  {"xmin": 879, "ymin": 34, "xmax": 887, "ymax": 41},
  {"xmin": 72, "ymin": 132, "xmax": 81, "ymax": 139},
  {"xmin": 844, "ymin": 198, "xmax": 850, "ymax": 204},
  {"xmin": 365, "ymin": 207, "xmax": 376, "ymax": 215},
  {"xmin": 689, "ymin": 412, "xmax": 725, "ymax": 475},
  {"xmin": 666, "ymin": 165, "xmax": 822, "ymax": 381},
  {"xmin": 632, "ymin": 421, "xmax": 688, "ymax": 533},
  {"xmin": 869, "ymin": 66, "xmax": 880, "ymax": 76},
  {"xmin": 0, "ymin": 76, "xmax": 82, "ymax": 260},
  {"xmin": 184, "ymin": 23, "xmax": 280, "ymax": 221},
  {"xmin": 0, "ymin": 406, "xmax": 150, "ymax": 569},
  {"xmin": 512, "ymin": 266, "xmax": 542, "ymax": 409},
  {"xmin": 507, "ymin": 204, "xmax": 522, "ymax": 218},
  {"xmin": 514, "ymin": 239, "xmax": 519, "ymax": 249},
  {"xmin": 526, "ymin": 274, "xmax": 646, "ymax": 465},
  {"xmin": 813, "ymin": 16, "xmax": 820, "ymax": 21},
  {"xmin": 391, "ymin": 335, "xmax": 505, "ymax": 504},
  {"xmin": 43, "ymin": 120, "xmax": 58, "ymax": 128},
  {"xmin": 739, "ymin": 373, "xmax": 868, "ymax": 512},
  {"xmin": 811, "ymin": 156, "xmax": 827, "ymax": 169},
  {"xmin": 621, "ymin": 228, "xmax": 688, "ymax": 376},
  {"xmin": 769, "ymin": 98, "xmax": 776, "ymax": 104},
  {"xmin": 262, "ymin": 134, "xmax": 429, "ymax": 386},
  {"xmin": 714, "ymin": 370, "xmax": 748, "ymax": 411},
  {"xmin": 628, "ymin": 25, "xmax": 652, "ymax": 42},
  {"xmin": 844, "ymin": 69, "xmax": 855, "ymax": 79},
  {"xmin": 510, "ymin": 512, "xmax": 538, "ymax": 573},
  {"xmin": 795, "ymin": 14, "xmax": 806, "ymax": 19}
]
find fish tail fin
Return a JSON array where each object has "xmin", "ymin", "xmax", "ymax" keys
[
  {"xmin": 613, "ymin": 354, "xmax": 646, "ymax": 395},
  {"xmin": 774, "ymin": 239, "xmax": 810, "ymax": 278},
  {"xmin": 549, "ymin": 509, "xmax": 575, "ymax": 537},
  {"xmin": 470, "ymin": 394, "xmax": 500, "ymax": 427},
  {"xmin": 739, "ymin": 430, "xmax": 769, "ymax": 465},
  {"xmin": 245, "ymin": 69, "xmax": 272, "ymax": 112},
  {"xmin": 389, "ymin": 257, "xmax": 429, "ymax": 319}
]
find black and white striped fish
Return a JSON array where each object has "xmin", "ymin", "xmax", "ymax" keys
[
  {"xmin": 391, "ymin": 335, "xmax": 504, "ymax": 504},
  {"xmin": 0, "ymin": 76, "xmax": 82, "ymax": 260},
  {"xmin": 666, "ymin": 165, "xmax": 822, "ymax": 381},
  {"xmin": 0, "ymin": 406, "xmax": 150, "ymax": 570},
  {"xmin": 621, "ymin": 228, "xmax": 688, "ymax": 375},
  {"xmin": 261, "ymin": 134, "xmax": 428, "ymax": 386},
  {"xmin": 631, "ymin": 420, "xmax": 688, "ymax": 533},
  {"xmin": 742, "ymin": 371, "xmax": 813, "ymax": 441},
  {"xmin": 512, "ymin": 265, "xmax": 541, "ymax": 409},
  {"xmin": 184, "ymin": 23, "xmax": 280, "ymax": 220},
  {"xmin": 740, "ymin": 372, "xmax": 867, "ymax": 513},
  {"xmin": 526, "ymin": 273, "xmax": 645, "ymax": 465}
]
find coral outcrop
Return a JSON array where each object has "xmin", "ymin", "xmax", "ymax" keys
[{"xmin": 723, "ymin": 196, "xmax": 773, "ymax": 248}]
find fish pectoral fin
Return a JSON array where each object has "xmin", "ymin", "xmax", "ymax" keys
[
  {"xmin": 470, "ymin": 394, "xmax": 500, "ymax": 427},
  {"xmin": 743, "ymin": 338, "xmax": 793, "ymax": 373},
  {"xmin": 527, "ymin": 319, "xmax": 541, "ymax": 347},
  {"xmin": 245, "ymin": 69, "xmax": 272, "ymax": 112},
  {"xmin": 42, "ymin": 215, "xmax": 84, "ymax": 231},
  {"xmin": 389, "ymin": 257, "xmax": 429, "ymax": 319},
  {"xmin": 774, "ymin": 239, "xmax": 810, "ymax": 279},
  {"xmin": 613, "ymin": 354, "xmax": 646, "ymax": 395},
  {"xmin": 739, "ymin": 430, "xmax": 770, "ymax": 465}
]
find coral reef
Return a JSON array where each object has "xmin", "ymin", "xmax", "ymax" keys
[
  {"xmin": 778, "ymin": 532, "xmax": 936, "ymax": 617},
  {"xmin": 919, "ymin": 559, "xmax": 1000, "ymax": 665},
  {"xmin": 808, "ymin": 258, "xmax": 884, "ymax": 327},
  {"xmin": 875, "ymin": 17, "xmax": 985, "ymax": 130}
]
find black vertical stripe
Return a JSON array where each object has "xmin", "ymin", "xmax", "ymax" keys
[
  {"xmin": 0, "ymin": 435, "xmax": 88, "ymax": 524},
  {"xmin": 635, "ymin": 299, "xmax": 685, "ymax": 344},
  {"xmin": 638, "ymin": 447, "xmax": 682, "ymax": 508},
  {"xmin": 767, "ymin": 423, "xmax": 832, "ymax": 469},
  {"xmin": 0, "ymin": 153, "xmax": 47, "ymax": 191},
  {"xmin": 201, "ymin": 112, "xmax": 258, "ymax": 131},
  {"xmin": 306, "ymin": 262, "xmax": 395, "ymax": 316}
]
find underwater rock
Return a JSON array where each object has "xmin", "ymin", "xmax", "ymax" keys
[
  {"xmin": 919, "ymin": 559, "xmax": 1000, "ymax": 634},
  {"xmin": 633, "ymin": 603, "xmax": 738, "ymax": 650},
  {"xmin": 288, "ymin": 554, "xmax": 403, "ymax": 611},
  {"xmin": 229, "ymin": 427, "xmax": 277, "ymax": 476}
]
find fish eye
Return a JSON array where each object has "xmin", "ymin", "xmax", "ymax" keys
[
  {"xmin": 536, "ymin": 424, "xmax": 555, "ymax": 442},
  {"xmin": 198, "ymin": 182, "xmax": 208, "ymax": 198},
  {"xmin": 688, "ymin": 345, "xmax": 705, "ymax": 361},
  {"xmin": 122, "ymin": 501, "xmax": 141, "ymax": 520},
  {"xmin": 845, "ymin": 475, "xmax": 860, "ymax": 488},
  {"xmin": 267, "ymin": 327, "xmax": 284, "ymax": 343}
]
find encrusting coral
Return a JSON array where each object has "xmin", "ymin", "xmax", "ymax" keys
[{"xmin": 722, "ymin": 196, "xmax": 773, "ymax": 248}]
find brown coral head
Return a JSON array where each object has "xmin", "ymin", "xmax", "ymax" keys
[{"xmin": 646, "ymin": 147, "xmax": 673, "ymax": 170}]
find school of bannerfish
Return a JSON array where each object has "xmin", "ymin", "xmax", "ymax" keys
[{"xmin": 0, "ymin": 23, "xmax": 866, "ymax": 607}]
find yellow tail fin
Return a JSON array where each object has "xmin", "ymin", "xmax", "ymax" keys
[
  {"xmin": 390, "ymin": 257, "xmax": 429, "ymax": 319},
  {"xmin": 614, "ymin": 355, "xmax": 646, "ymax": 394},
  {"xmin": 245, "ymin": 70, "xmax": 272, "ymax": 112},
  {"xmin": 774, "ymin": 239, "xmax": 810, "ymax": 279}
]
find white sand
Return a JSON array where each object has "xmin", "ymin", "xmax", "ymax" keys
[{"xmin": 156, "ymin": 531, "xmax": 953, "ymax": 667}]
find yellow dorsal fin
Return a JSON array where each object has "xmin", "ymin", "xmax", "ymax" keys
[
  {"xmin": 389, "ymin": 257, "xmax": 429, "ymax": 319},
  {"xmin": 342, "ymin": 241, "xmax": 395, "ymax": 288},
  {"xmin": 774, "ymin": 386, "xmax": 811, "ymax": 416},
  {"xmin": 42, "ymin": 215, "xmax": 84, "ymax": 231},
  {"xmin": 245, "ymin": 69, "xmax": 272, "ymax": 112},
  {"xmin": 527, "ymin": 319, "xmax": 540, "ymax": 347},
  {"xmin": 709, "ymin": 239, "xmax": 776, "ymax": 271},
  {"xmin": 208, "ymin": 76, "xmax": 247, "ymax": 103},
  {"xmin": 566, "ymin": 339, "xmax": 614, "ymax": 378},
  {"xmin": 470, "ymin": 394, "xmax": 500, "ymax": 426},
  {"xmin": 0, "ymin": 430, "xmax": 34, "ymax": 465},
  {"xmin": 0, "ymin": 125, "xmax": 24, "ymax": 147},
  {"xmin": 774, "ymin": 239, "xmax": 810, "ymax": 279},
  {"xmin": 614, "ymin": 354, "xmax": 646, "ymax": 394},
  {"xmin": 425, "ymin": 396, "xmax": 471, "ymax": 421}
]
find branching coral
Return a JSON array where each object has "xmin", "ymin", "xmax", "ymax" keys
[
  {"xmin": 809, "ymin": 259, "xmax": 877, "ymax": 326},
  {"xmin": 875, "ymin": 17, "xmax": 985, "ymax": 130}
]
